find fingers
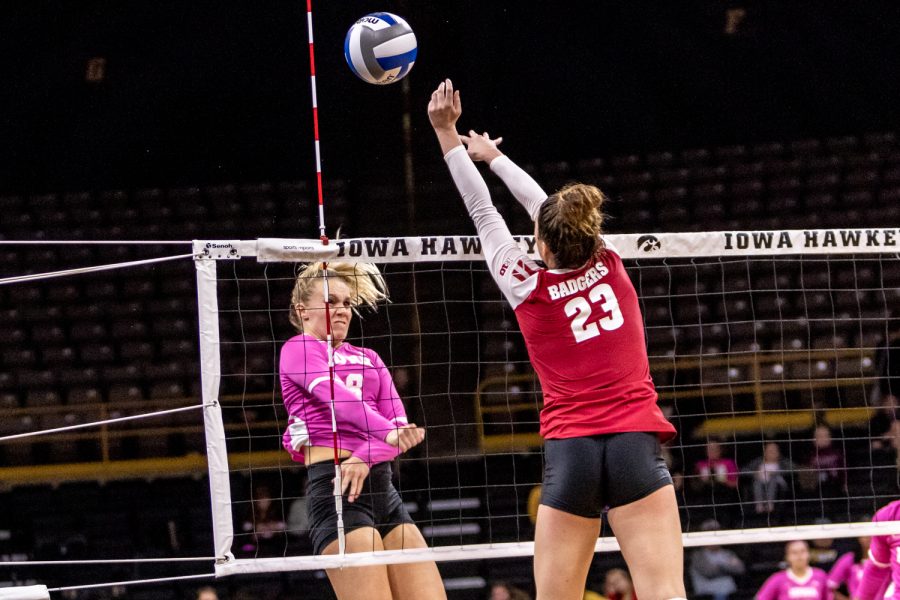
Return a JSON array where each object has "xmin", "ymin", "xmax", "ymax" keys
[
  {"xmin": 459, "ymin": 134, "xmax": 471, "ymax": 145},
  {"xmin": 340, "ymin": 463, "xmax": 368, "ymax": 503},
  {"xmin": 347, "ymin": 469, "xmax": 363, "ymax": 502},
  {"xmin": 396, "ymin": 424, "xmax": 425, "ymax": 452},
  {"xmin": 430, "ymin": 80, "xmax": 455, "ymax": 108},
  {"xmin": 481, "ymin": 132, "xmax": 503, "ymax": 145},
  {"xmin": 340, "ymin": 469, "xmax": 351, "ymax": 498}
]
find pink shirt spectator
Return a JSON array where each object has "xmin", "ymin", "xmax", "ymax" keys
[
  {"xmin": 280, "ymin": 333, "xmax": 407, "ymax": 466},
  {"xmin": 696, "ymin": 458, "xmax": 739, "ymax": 486},
  {"xmin": 859, "ymin": 500, "xmax": 900, "ymax": 600},
  {"xmin": 756, "ymin": 568, "xmax": 830, "ymax": 600}
]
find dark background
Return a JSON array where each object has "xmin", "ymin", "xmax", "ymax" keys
[
  {"xmin": 1, "ymin": 4, "xmax": 899, "ymax": 596},
  {"xmin": 2, "ymin": 1, "xmax": 899, "ymax": 202}
]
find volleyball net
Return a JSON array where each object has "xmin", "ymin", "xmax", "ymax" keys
[
  {"xmin": 194, "ymin": 228, "xmax": 900, "ymax": 577},
  {"xmin": 1, "ymin": 228, "xmax": 898, "ymax": 595}
]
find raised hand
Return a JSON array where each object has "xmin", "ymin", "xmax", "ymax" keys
[
  {"xmin": 428, "ymin": 78, "xmax": 462, "ymax": 141},
  {"xmin": 459, "ymin": 130, "xmax": 504, "ymax": 164}
]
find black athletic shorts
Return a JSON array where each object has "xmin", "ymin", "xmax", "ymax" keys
[
  {"xmin": 306, "ymin": 460, "xmax": 414, "ymax": 555},
  {"xmin": 541, "ymin": 432, "xmax": 673, "ymax": 519}
]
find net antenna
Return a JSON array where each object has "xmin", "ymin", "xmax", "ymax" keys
[
  {"xmin": 194, "ymin": 228, "xmax": 900, "ymax": 577},
  {"xmin": 303, "ymin": 0, "xmax": 347, "ymax": 556}
]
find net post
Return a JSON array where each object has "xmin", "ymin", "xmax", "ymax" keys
[{"xmin": 194, "ymin": 249, "xmax": 235, "ymax": 565}]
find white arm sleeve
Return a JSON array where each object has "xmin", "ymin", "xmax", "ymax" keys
[
  {"xmin": 445, "ymin": 146, "xmax": 540, "ymax": 309},
  {"xmin": 488, "ymin": 155, "xmax": 548, "ymax": 222}
]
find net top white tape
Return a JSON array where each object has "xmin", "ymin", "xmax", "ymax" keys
[
  {"xmin": 192, "ymin": 228, "xmax": 900, "ymax": 263},
  {"xmin": 214, "ymin": 521, "xmax": 900, "ymax": 576}
]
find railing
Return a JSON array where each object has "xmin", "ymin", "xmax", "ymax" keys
[
  {"xmin": 0, "ymin": 392, "xmax": 289, "ymax": 485},
  {"xmin": 475, "ymin": 348, "xmax": 879, "ymax": 452},
  {"xmin": 0, "ymin": 348, "xmax": 880, "ymax": 481}
]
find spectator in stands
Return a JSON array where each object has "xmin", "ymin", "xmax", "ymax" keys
[
  {"xmin": 870, "ymin": 392, "xmax": 898, "ymax": 441},
  {"xmin": 602, "ymin": 568, "xmax": 636, "ymax": 600},
  {"xmin": 196, "ymin": 587, "xmax": 219, "ymax": 600},
  {"xmin": 691, "ymin": 440, "xmax": 739, "ymax": 524},
  {"xmin": 661, "ymin": 441, "xmax": 685, "ymax": 496},
  {"xmin": 869, "ymin": 421, "xmax": 900, "ymax": 495},
  {"xmin": 281, "ymin": 262, "xmax": 445, "ymax": 600},
  {"xmin": 688, "ymin": 519, "xmax": 745, "ymax": 600},
  {"xmin": 756, "ymin": 540, "xmax": 829, "ymax": 600},
  {"xmin": 239, "ymin": 482, "xmax": 286, "ymax": 556},
  {"xmin": 286, "ymin": 490, "xmax": 309, "ymax": 537},
  {"xmin": 285, "ymin": 473, "xmax": 313, "ymax": 554},
  {"xmin": 489, "ymin": 581, "xmax": 532, "ymax": 600},
  {"xmin": 870, "ymin": 327, "xmax": 900, "ymax": 437},
  {"xmin": 802, "ymin": 425, "xmax": 846, "ymax": 498},
  {"xmin": 872, "ymin": 419, "xmax": 900, "ymax": 470},
  {"xmin": 745, "ymin": 441, "xmax": 795, "ymax": 519}
]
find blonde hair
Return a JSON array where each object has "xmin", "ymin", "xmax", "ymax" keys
[
  {"xmin": 537, "ymin": 182, "xmax": 607, "ymax": 269},
  {"xmin": 289, "ymin": 262, "xmax": 388, "ymax": 332}
]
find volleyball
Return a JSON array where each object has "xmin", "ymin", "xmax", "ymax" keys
[{"xmin": 343, "ymin": 12, "xmax": 417, "ymax": 85}]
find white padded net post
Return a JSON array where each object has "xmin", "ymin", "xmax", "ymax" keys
[{"xmin": 192, "ymin": 230, "xmax": 900, "ymax": 577}]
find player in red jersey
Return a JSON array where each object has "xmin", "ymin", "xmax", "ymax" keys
[{"xmin": 428, "ymin": 79, "xmax": 684, "ymax": 600}]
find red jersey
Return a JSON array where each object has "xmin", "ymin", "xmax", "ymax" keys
[
  {"xmin": 443, "ymin": 146, "xmax": 675, "ymax": 442},
  {"xmin": 514, "ymin": 249, "xmax": 674, "ymax": 439}
]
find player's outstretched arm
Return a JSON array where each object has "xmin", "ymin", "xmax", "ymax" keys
[
  {"xmin": 428, "ymin": 79, "xmax": 539, "ymax": 310},
  {"xmin": 461, "ymin": 130, "xmax": 548, "ymax": 222}
]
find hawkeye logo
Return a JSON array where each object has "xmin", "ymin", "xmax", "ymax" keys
[{"xmin": 636, "ymin": 235, "xmax": 662, "ymax": 252}]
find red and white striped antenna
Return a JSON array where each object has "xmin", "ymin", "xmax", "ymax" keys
[{"xmin": 304, "ymin": 0, "xmax": 344, "ymax": 556}]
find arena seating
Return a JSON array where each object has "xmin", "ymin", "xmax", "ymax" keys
[{"xmin": 1, "ymin": 132, "xmax": 898, "ymax": 597}]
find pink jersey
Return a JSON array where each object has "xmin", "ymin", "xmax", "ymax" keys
[
  {"xmin": 444, "ymin": 147, "xmax": 675, "ymax": 441},
  {"xmin": 280, "ymin": 333, "xmax": 407, "ymax": 466},
  {"xmin": 828, "ymin": 552, "xmax": 872, "ymax": 597},
  {"xmin": 859, "ymin": 500, "xmax": 900, "ymax": 600},
  {"xmin": 756, "ymin": 568, "xmax": 830, "ymax": 600},
  {"xmin": 696, "ymin": 458, "xmax": 740, "ymax": 485}
]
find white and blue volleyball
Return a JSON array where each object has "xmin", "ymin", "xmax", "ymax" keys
[{"xmin": 344, "ymin": 12, "xmax": 417, "ymax": 85}]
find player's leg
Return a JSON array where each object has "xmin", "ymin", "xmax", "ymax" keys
[
  {"xmin": 534, "ymin": 437, "xmax": 606, "ymax": 600},
  {"xmin": 372, "ymin": 463, "xmax": 447, "ymax": 600},
  {"xmin": 606, "ymin": 486, "xmax": 684, "ymax": 600},
  {"xmin": 604, "ymin": 432, "xmax": 685, "ymax": 600},
  {"xmin": 382, "ymin": 524, "xmax": 447, "ymax": 600},
  {"xmin": 307, "ymin": 461, "xmax": 393, "ymax": 600},
  {"xmin": 534, "ymin": 504, "xmax": 602, "ymax": 600},
  {"xmin": 322, "ymin": 527, "xmax": 394, "ymax": 600}
]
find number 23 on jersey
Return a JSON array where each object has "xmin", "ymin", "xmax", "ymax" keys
[{"xmin": 564, "ymin": 283, "xmax": 624, "ymax": 343}]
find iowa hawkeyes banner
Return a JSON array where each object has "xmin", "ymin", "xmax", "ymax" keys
[{"xmin": 194, "ymin": 229, "xmax": 900, "ymax": 263}]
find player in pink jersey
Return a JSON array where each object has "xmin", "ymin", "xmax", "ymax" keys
[
  {"xmin": 827, "ymin": 536, "xmax": 887, "ymax": 600},
  {"xmin": 858, "ymin": 499, "xmax": 900, "ymax": 600},
  {"xmin": 429, "ymin": 79, "xmax": 682, "ymax": 600},
  {"xmin": 281, "ymin": 261, "xmax": 446, "ymax": 600},
  {"xmin": 757, "ymin": 540, "xmax": 830, "ymax": 600}
]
